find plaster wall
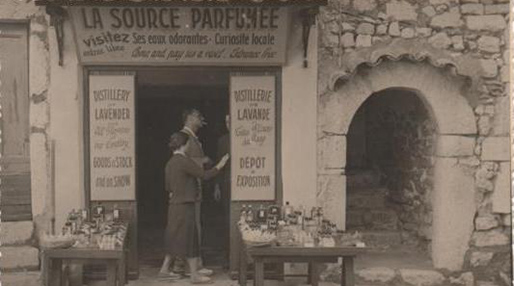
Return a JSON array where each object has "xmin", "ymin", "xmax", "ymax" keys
[
  {"xmin": 48, "ymin": 20, "xmax": 83, "ymax": 230},
  {"xmin": 281, "ymin": 11, "xmax": 318, "ymax": 209}
]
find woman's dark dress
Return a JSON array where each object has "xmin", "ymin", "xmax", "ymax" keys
[{"xmin": 164, "ymin": 153, "xmax": 218, "ymax": 258}]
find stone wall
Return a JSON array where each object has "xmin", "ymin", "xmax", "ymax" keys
[{"xmin": 318, "ymin": 0, "xmax": 510, "ymax": 283}]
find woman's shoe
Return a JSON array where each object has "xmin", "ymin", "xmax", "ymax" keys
[
  {"xmin": 157, "ymin": 271, "xmax": 181, "ymax": 280},
  {"xmin": 190, "ymin": 275, "xmax": 213, "ymax": 284},
  {"xmin": 185, "ymin": 268, "xmax": 214, "ymax": 277}
]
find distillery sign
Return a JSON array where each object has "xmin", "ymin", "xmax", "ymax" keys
[
  {"xmin": 230, "ymin": 75, "xmax": 275, "ymax": 201},
  {"xmin": 89, "ymin": 75, "xmax": 136, "ymax": 201},
  {"xmin": 69, "ymin": 7, "xmax": 289, "ymax": 65}
]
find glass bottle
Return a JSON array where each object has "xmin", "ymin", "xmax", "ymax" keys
[
  {"xmin": 240, "ymin": 204, "xmax": 247, "ymax": 222},
  {"xmin": 246, "ymin": 205, "xmax": 254, "ymax": 223}
]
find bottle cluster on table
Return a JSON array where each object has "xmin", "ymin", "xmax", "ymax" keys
[
  {"xmin": 59, "ymin": 204, "xmax": 126, "ymax": 250},
  {"xmin": 238, "ymin": 202, "xmax": 339, "ymax": 247}
]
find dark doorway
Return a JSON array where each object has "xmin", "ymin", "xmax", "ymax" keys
[{"xmin": 136, "ymin": 69, "xmax": 230, "ymax": 269}]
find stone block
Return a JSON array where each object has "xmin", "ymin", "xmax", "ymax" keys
[
  {"xmin": 461, "ymin": 0, "xmax": 478, "ymax": 2},
  {"xmin": 465, "ymin": 15, "xmax": 506, "ymax": 31},
  {"xmin": 470, "ymin": 251, "xmax": 494, "ymax": 267},
  {"xmin": 491, "ymin": 97, "xmax": 509, "ymax": 134},
  {"xmin": 356, "ymin": 35, "xmax": 372, "ymax": 47},
  {"xmin": 317, "ymin": 174, "xmax": 346, "ymax": 230},
  {"xmin": 401, "ymin": 28, "xmax": 415, "ymax": 39},
  {"xmin": 376, "ymin": 24, "xmax": 387, "ymax": 35},
  {"xmin": 386, "ymin": 1, "xmax": 417, "ymax": 21},
  {"xmin": 435, "ymin": 4, "xmax": 448, "ymax": 13},
  {"xmin": 492, "ymin": 162, "xmax": 510, "ymax": 213},
  {"xmin": 0, "ymin": 246, "xmax": 39, "ymax": 270},
  {"xmin": 451, "ymin": 36, "xmax": 464, "ymax": 50},
  {"xmin": 0, "ymin": 221, "xmax": 34, "ymax": 245},
  {"xmin": 428, "ymin": 32, "xmax": 452, "ymax": 49},
  {"xmin": 357, "ymin": 267, "xmax": 396, "ymax": 283},
  {"xmin": 399, "ymin": 269, "xmax": 445, "ymax": 286},
  {"xmin": 416, "ymin": 27, "xmax": 432, "ymax": 37},
  {"xmin": 29, "ymin": 35, "xmax": 49, "ymax": 97},
  {"xmin": 461, "ymin": 4, "xmax": 484, "ymax": 15},
  {"xmin": 29, "ymin": 132, "xmax": 49, "ymax": 217},
  {"xmin": 356, "ymin": 23, "xmax": 374, "ymax": 35},
  {"xmin": 475, "ymin": 215, "xmax": 499, "ymax": 230},
  {"xmin": 432, "ymin": 157, "xmax": 476, "ymax": 270},
  {"xmin": 389, "ymin": 22, "xmax": 400, "ymax": 36},
  {"xmin": 1, "ymin": 272, "xmax": 42, "ymax": 286},
  {"xmin": 422, "ymin": 6, "xmax": 436, "ymax": 17},
  {"xmin": 471, "ymin": 230, "xmax": 510, "ymax": 246},
  {"xmin": 449, "ymin": 272, "xmax": 474, "ymax": 286},
  {"xmin": 476, "ymin": 281, "xmax": 500, "ymax": 286},
  {"xmin": 341, "ymin": 32, "xmax": 355, "ymax": 47},
  {"xmin": 429, "ymin": 0, "xmax": 450, "ymax": 5},
  {"xmin": 479, "ymin": 59, "xmax": 498, "ymax": 78},
  {"xmin": 477, "ymin": 36, "xmax": 501, "ymax": 53},
  {"xmin": 481, "ymin": 137, "xmax": 509, "ymax": 161},
  {"xmin": 353, "ymin": 0, "xmax": 376, "ymax": 12},
  {"xmin": 484, "ymin": 4, "xmax": 509, "ymax": 15},
  {"xmin": 30, "ymin": 101, "xmax": 49, "ymax": 129},
  {"xmin": 430, "ymin": 10, "xmax": 463, "ymax": 28},
  {"xmin": 341, "ymin": 22, "xmax": 355, "ymax": 31},
  {"xmin": 318, "ymin": 135, "xmax": 346, "ymax": 169},
  {"xmin": 436, "ymin": 135, "xmax": 475, "ymax": 157},
  {"xmin": 500, "ymin": 66, "xmax": 509, "ymax": 82}
]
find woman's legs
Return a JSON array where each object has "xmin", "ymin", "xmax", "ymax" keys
[
  {"xmin": 159, "ymin": 254, "xmax": 172, "ymax": 274},
  {"xmin": 187, "ymin": 257, "xmax": 212, "ymax": 283},
  {"xmin": 158, "ymin": 255, "xmax": 180, "ymax": 279}
]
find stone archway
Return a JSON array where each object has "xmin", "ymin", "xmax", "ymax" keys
[{"xmin": 317, "ymin": 59, "xmax": 478, "ymax": 271}]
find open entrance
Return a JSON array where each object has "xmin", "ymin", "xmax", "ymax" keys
[
  {"xmin": 346, "ymin": 88, "xmax": 436, "ymax": 267},
  {"xmin": 136, "ymin": 68, "xmax": 230, "ymax": 271}
]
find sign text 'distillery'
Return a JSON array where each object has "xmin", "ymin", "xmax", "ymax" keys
[
  {"xmin": 89, "ymin": 75, "xmax": 136, "ymax": 201},
  {"xmin": 69, "ymin": 7, "xmax": 288, "ymax": 65},
  {"xmin": 231, "ymin": 75, "xmax": 275, "ymax": 201}
]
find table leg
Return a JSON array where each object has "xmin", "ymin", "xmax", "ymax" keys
[
  {"xmin": 253, "ymin": 258, "xmax": 264, "ymax": 286},
  {"xmin": 106, "ymin": 261, "xmax": 117, "ymax": 286},
  {"xmin": 239, "ymin": 244, "xmax": 247, "ymax": 286},
  {"xmin": 49, "ymin": 258, "xmax": 62, "ymax": 286},
  {"xmin": 42, "ymin": 252, "xmax": 49, "ymax": 286},
  {"xmin": 309, "ymin": 263, "xmax": 320, "ymax": 286},
  {"xmin": 118, "ymin": 253, "xmax": 127, "ymax": 285},
  {"xmin": 341, "ymin": 257, "xmax": 355, "ymax": 286}
]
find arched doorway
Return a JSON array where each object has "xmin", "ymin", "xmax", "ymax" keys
[
  {"xmin": 318, "ymin": 59, "xmax": 478, "ymax": 270},
  {"xmin": 346, "ymin": 88, "xmax": 437, "ymax": 256}
]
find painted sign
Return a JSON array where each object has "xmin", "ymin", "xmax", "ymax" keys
[
  {"xmin": 37, "ymin": 0, "xmax": 327, "ymax": 6},
  {"xmin": 89, "ymin": 75, "xmax": 136, "ymax": 201},
  {"xmin": 230, "ymin": 75, "xmax": 275, "ymax": 201},
  {"xmin": 69, "ymin": 7, "xmax": 289, "ymax": 65}
]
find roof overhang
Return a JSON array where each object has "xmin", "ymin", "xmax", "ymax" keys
[{"xmin": 36, "ymin": 0, "xmax": 327, "ymax": 6}]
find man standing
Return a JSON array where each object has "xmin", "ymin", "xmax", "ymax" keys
[
  {"xmin": 179, "ymin": 108, "xmax": 213, "ymax": 276},
  {"xmin": 214, "ymin": 114, "xmax": 230, "ymax": 268}
]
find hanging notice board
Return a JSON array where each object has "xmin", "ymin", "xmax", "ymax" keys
[
  {"xmin": 68, "ymin": 7, "xmax": 289, "ymax": 65},
  {"xmin": 89, "ymin": 75, "xmax": 136, "ymax": 201},
  {"xmin": 230, "ymin": 75, "xmax": 276, "ymax": 201}
]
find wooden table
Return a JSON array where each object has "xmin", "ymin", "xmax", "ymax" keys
[
  {"xmin": 239, "ymin": 243, "xmax": 367, "ymax": 286},
  {"xmin": 42, "ymin": 247, "xmax": 127, "ymax": 286}
]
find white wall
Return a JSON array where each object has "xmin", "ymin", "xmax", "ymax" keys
[
  {"xmin": 49, "ymin": 21, "xmax": 84, "ymax": 230},
  {"xmin": 281, "ymin": 14, "xmax": 318, "ymax": 209}
]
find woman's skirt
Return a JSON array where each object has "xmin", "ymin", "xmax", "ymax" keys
[{"xmin": 164, "ymin": 202, "xmax": 199, "ymax": 258}]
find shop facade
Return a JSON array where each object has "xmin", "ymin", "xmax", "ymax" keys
[{"xmin": 0, "ymin": 0, "xmax": 511, "ymax": 285}]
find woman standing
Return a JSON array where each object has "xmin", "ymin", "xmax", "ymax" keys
[{"xmin": 160, "ymin": 131, "xmax": 229, "ymax": 284}]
